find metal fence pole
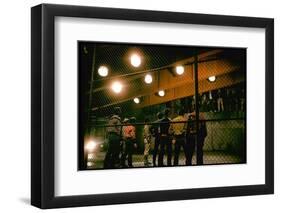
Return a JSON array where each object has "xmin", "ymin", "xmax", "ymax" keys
[
  {"xmin": 193, "ymin": 55, "xmax": 200, "ymax": 165},
  {"xmin": 84, "ymin": 45, "xmax": 96, "ymax": 169},
  {"xmin": 87, "ymin": 44, "xmax": 97, "ymax": 134}
]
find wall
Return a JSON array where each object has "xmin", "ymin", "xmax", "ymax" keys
[{"xmin": 0, "ymin": 0, "xmax": 280, "ymax": 212}]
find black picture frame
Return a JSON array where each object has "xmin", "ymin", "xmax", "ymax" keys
[{"xmin": 31, "ymin": 3, "xmax": 274, "ymax": 209}]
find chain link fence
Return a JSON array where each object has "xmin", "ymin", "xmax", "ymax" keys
[
  {"xmin": 79, "ymin": 42, "xmax": 246, "ymax": 170},
  {"xmin": 85, "ymin": 116, "xmax": 246, "ymax": 169}
]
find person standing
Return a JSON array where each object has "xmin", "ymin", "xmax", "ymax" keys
[
  {"xmin": 143, "ymin": 118, "xmax": 152, "ymax": 167},
  {"xmin": 169, "ymin": 109, "xmax": 187, "ymax": 166},
  {"xmin": 121, "ymin": 117, "xmax": 137, "ymax": 168},
  {"xmin": 120, "ymin": 118, "xmax": 129, "ymax": 163},
  {"xmin": 151, "ymin": 112, "xmax": 163, "ymax": 167},
  {"xmin": 231, "ymin": 88, "xmax": 238, "ymax": 112},
  {"xmin": 201, "ymin": 93, "xmax": 208, "ymax": 112},
  {"xmin": 158, "ymin": 109, "xmax": 172, "ymax": 166},
  {"xmin": 104, "ymin": 107, "xmax": 122, "ymax": 169},
  {"xmin": 185, "ymin": 111, "xmax": 207, "ymax": 165},
  {"xmin": 239, "ymin": 88, "xmax": 245, "ymax": 112},
  {"xmin": 185, "ymin": 112, "xmax": 196, "ymax": 165},
  {"xmin": 217, "ymin": 89, "xmax": 224, "ymax": 112},
  {"xmin": 197, "ymin": 113, "xmax": 207, "ymax": 165}
]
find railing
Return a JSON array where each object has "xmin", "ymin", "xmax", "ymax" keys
[{"xmin": 85, "ymin": 117, "xmax": 246, "ymax": 169}]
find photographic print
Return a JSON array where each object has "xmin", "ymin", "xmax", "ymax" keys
[
  {"xmin": 78, "ymin": 42, "xmax": 246, "ymax": 170},
  {"xmin": 31, "ymin": 4, "xmax": 273, "ymax": 208}
]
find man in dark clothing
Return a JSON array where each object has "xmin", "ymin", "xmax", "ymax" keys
[
  {"xmin": 151, "ymin": 112, "xmax": 163, "ymax": 167},
  {"xmin": 185, "ymin": 112, "xmax": 207, "ymax": 165},
  {"xmin": 158, "ymin": 109, "xmax": 172, "ymax": 166},
  {"xmin": 186, "ymin": 113, "xmax": 196, "ymax": 165},
  {"xmin": 197, "ymin": 114, "xmax": 207, "ymax": 165},
  {"xmin": 104, "ymin": 107, "xmax": 122, "ymax": 169}
]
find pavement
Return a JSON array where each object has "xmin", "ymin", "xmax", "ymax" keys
[{"xmin": 86, "ymin": 151, "xmax": 243, "ymax": 169}]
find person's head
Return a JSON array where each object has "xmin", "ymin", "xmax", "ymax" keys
[
  {"xmin": 144, "ymin": 118, "xmax": 149, "ymax": 124},
  {"xmin": 164, "ymin": 108, "xmax": 170, "ymax": 118},
  {"xmin": 202, "ymin": 94, "xmax": 206, "ymax": 99},
  {"xmin": 157, "ymin": 112, "xmax": 163, "ymax": 120},
  {"xmin": 178, "ymin": 109, "xmax": 184, "ymax": 116},
  {"xmin": 130, "ymin": 117, "xmax": 136, "ymax": 124},
  {"xmin": 113, "ymin": 107, "xmax": 121, "ymax": 116},
  {"xmin": 123, "ymin": 118, "xmax": 129, "ymax": 124}
]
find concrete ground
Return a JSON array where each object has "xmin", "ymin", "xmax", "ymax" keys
[{"xmin": 86, "ymin": 151, "xmax": 243, "ymax": 169}]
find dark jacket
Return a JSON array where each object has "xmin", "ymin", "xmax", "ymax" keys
[{"xmin": 159, "ymin": 117, "xmax": 171, "ymax": 135}]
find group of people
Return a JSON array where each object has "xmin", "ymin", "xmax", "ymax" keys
[
  {"xmin": 104, "ymin": 107, "xmax": 207, "ymax": 169},
  {"xmin": 103, "ymin": 107, "xmax": 137, "ymax": 169},
  {"xmin": 197, "ymin": 87, "xmax": 245, "ymax": 113}
]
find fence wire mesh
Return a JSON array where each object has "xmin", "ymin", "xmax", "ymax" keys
[
  {"xmin": 79, "ymin": 42, "xmax": 246, "ymax": 170},
  {"xmin": 85, "ymin": 116, "xmax": 246, "ymax": 169}
]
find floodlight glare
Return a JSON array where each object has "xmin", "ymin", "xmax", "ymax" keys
[
  {"xmin": 98, "ymin": 66, "xmax": 109, "ymax": 77},
  {"xmin": 208, "ymin": 76, "xmax": 216, "ymax": 82},
  {"xmin": 130, "ymin": 53, "xmax": 141, "ymax": 67},
  {"xmin": 144, "ymin": 74, "xmax": 153, "ymax": 84},
  {"xmin": 87, "ymin": 162, "xmax": 93, "ymax": 167},
  {"xmin": 85, "ymin": 140, "xmax": 96, "ymax": 152},
  {"xmin": 111, "ymin": 81, "xmax": 123, "ymax": 94},
  {"xmin": 176, "ymin": 65, "xmax": 185, "ymax": 75}
]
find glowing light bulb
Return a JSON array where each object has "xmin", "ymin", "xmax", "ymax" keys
[
  {"xmin": 98, "ymin": 66, "xmax": 109, "ymax": 77},
  {"xmin": 144, "ymin": 74, "xmax": 153, "ymax": 84},
  {"xmin": 133, "ymin": 97, "xmax": 140, "ymax": 104},
  {"xmin": 130, "ymin": 53, "xmax": 141, "ymax": 67},
  {"xmin": 158, "ymin": 90, "xmax": 165, "ymax": 97},
  {"xmin": 208, "ymin": 76, "xmax": 216, "ymax": 82},
  {"xmin": 111, "ymin": 81, "xmax": 123, "ymax": 94},
  {"xmin": 176, "ymin": 65, "xmax": 185, "ymax": 75}
]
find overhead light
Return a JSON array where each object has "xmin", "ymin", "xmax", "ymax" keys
[
  {"xmin": 133, "ymin": 97, "xmax": 140, "ymax": 104},
  {"xmin": 130, "ymin": 53, "xmax": 141, "ymax": 67},
  {"xmin": 98, "ymin": 65, "xmax": 109, "ymax": 77},
  {"xmin": 158, "ymin": 90, "xmax": 165, "ymax": 97},
  {"xmin": 208, "ymin": 76, "xmax": 216, "ymax": 82},
  {"xmin": 175, "ymin": 65, "xmax": 185, "ymax": 75},
  {"xmin": 144, "ymin": 74, "xmax": 153, "ymax": 84},
  {"xmin": 111, "ymin": 81, "xmax": 123, "ymax": 94}
]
